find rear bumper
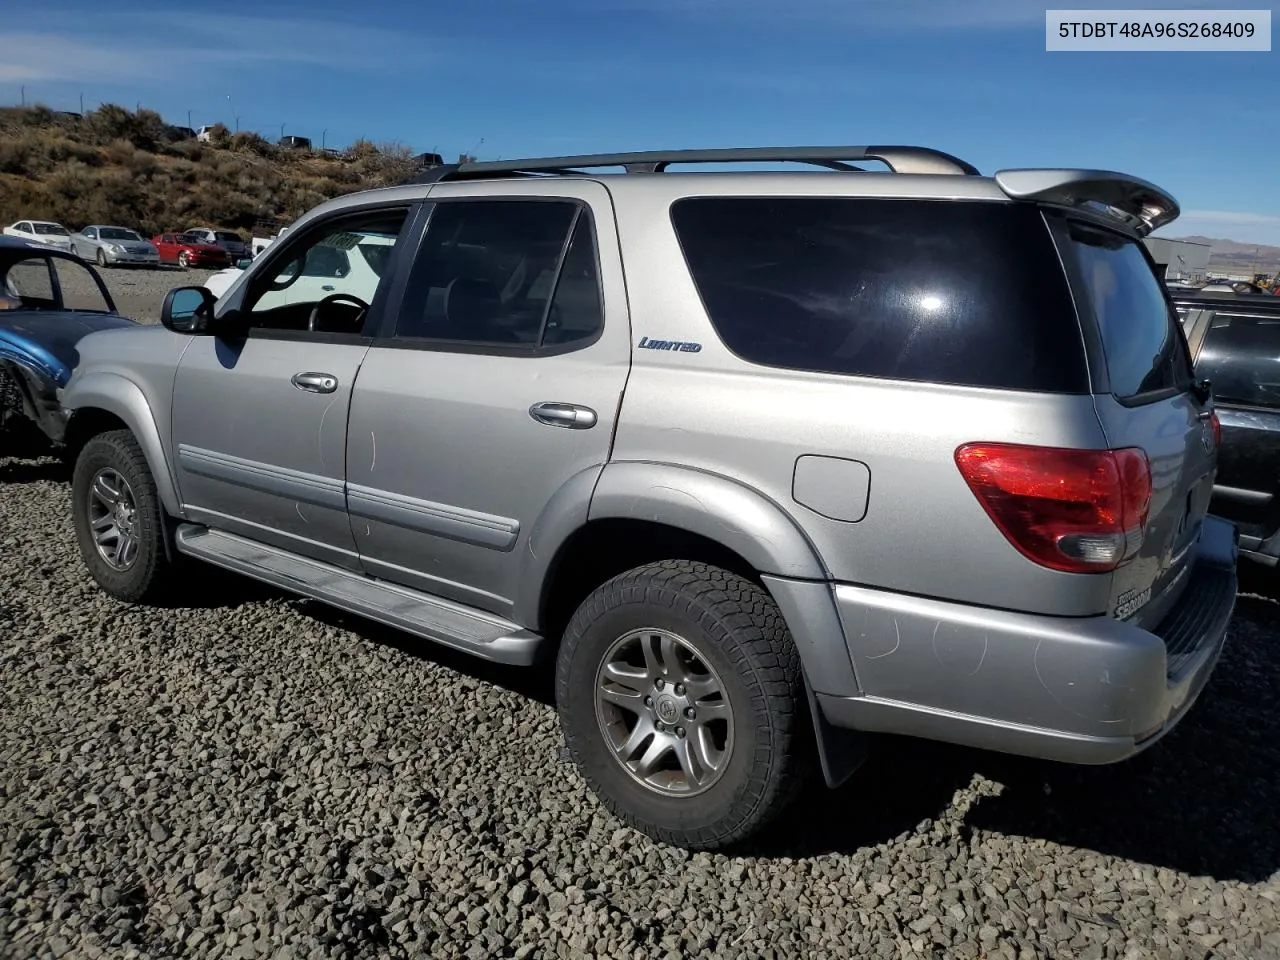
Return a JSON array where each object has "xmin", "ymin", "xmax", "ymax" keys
[{"xmin": 813, "ymin": 514, "xmax": 1239, "ymax": 764}]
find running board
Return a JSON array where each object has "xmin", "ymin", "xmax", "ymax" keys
[{"xmin": 173, "ymin": 524, "xmax": 544, "ymax": 665}]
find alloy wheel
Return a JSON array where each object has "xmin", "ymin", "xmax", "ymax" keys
[
  {"xmin": 594, "ymin": 628, "xmax": 734, "ymax": 797},
  {"xmin": 86, "ymin": 467, "xmax": 140, "ymax": 570}
]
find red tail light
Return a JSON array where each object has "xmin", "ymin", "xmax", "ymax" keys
[
  {"xmin": 1209, "ymin": 410, "xmax": 1222, "ymax": 448},
  {"xmin": 954, "ymin": 443, "xmax": 1152, "ymax": 574}
]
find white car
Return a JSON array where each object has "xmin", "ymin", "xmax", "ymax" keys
[
  {"xmin": 203, "ymin": 231, "xmax": 393, "ymax": 303},
  {"xmin": 3, "ymin": 220, "xmax": 74, "ymax": 254}
]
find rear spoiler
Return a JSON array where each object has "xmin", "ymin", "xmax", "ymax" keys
[{"xmin": 992, "ymin": 169, "xmax": 1179, "ymax": 238}]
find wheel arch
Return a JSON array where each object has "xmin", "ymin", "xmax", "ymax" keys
[
  {"xmin": 62, "ymin": 373, "xmax": 182, "ymax": 516},
  {"xmin": 526, "ymin": 462, "xmax": 863, "ymax": 705}
]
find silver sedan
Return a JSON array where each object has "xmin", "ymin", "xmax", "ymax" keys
[{"xmin": 70, "ymin": 226, "xmax": 160, "ymax": 268}]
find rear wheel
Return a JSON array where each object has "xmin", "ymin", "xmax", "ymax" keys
[
  {"xmin": 71, "ymin": 430, "xmax": 172, "ymax": 603},
  {"xmin": 556, "ymin": 560, "xmax": 811, "ymax": 849}
]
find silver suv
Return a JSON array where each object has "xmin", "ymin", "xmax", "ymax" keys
[{"xmin": 60, "ymin": 146, "xmax": 1239, "ymax": 849}]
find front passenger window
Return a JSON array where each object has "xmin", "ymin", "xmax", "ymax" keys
[{"xmin": 242, "ymin": 208, "xmax": 408, "ymax": 335}]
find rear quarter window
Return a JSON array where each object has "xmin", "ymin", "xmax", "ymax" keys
[
  {"xmin": 669, "ymin": 197, "xmax": 1088, "ymax": 393},
  {"xmin": 1195, "ymin": 312, "xmax": 1280, "ymax": 409},
  {"xmin": 1060, "ymin": 220, "xmax": 1193, "ymax": 402}
]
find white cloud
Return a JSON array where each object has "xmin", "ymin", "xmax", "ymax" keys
[
  {"xmin": 0, "ymin": 12, "xmax": 435, "ymax": 86},
  {"xmin": 595, "ymin": 0, "xmax": 1045, "ymax": 29},
  {"xmin": 0, "ymin": 33, "xmax": 165, "ymax": 84}
]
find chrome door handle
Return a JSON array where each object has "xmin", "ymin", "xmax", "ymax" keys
[
  {"xmin": 529, "ymin": 401, "xmax": 597, "ymax": 429},
  {"xmin": 292, "ymin": 372, "xmax": 338, "ymax": 394}
]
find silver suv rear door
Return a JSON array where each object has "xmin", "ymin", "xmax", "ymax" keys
[{"xmin": 343, "ymin": 179, "xmax": 632, "ymax": 621}]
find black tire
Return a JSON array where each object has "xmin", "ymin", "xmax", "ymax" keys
[
  {"xmin": 556, "ymin": 560, "xmax": 811, "ymax": 849},
  {"xmin": 71, "ymin": 429, "xmax": 172, "ymax": 603},
  {"xmin": 95, "ymin": 247, "xmax": 108, "ymax": 268}
]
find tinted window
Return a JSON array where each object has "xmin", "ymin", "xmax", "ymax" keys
[
  {"xmin": 669, "ymin": 198, "xmax": 1087, "ymax": 393},
  {"xmin": 301, "ymin": 244, "xmax": 351, "ymax": 278},
  {"xmin": 1063, "ymin": 220, "xmax": 1193, "ymax": 400},
  {"xmin": 99, "ymin": 227, "xmax": 140, "ymax": 241},
  {"xmin": 1196, "ymin": 313, "xmax": 1280, "ymax": 409},
  {"xmin": 396, "ymin": 199, "xmax": 602, "ymax": 348}
]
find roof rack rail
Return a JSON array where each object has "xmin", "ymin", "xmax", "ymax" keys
[{"xmin": 401, "ymin": 145, "xmax": 980, "ymax": 185}]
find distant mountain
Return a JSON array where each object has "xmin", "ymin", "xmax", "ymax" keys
[{"xmin": 1167, "ymin": 235, "xmax": 1280, "ymax": 275}]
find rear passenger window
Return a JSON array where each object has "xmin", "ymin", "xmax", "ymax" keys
[
  {"xmin": 669, "ymin": 197, "xmax": 1089, "ymax": 393},
  {"xmin": 1196, "ymin": 313, "xmax": 1280, "ymax": 409},
  {"xmin": 396, "ymin": 199, "xmax": 604, "ymax": 349},
  {"xmin": 1063, "ymin": 220, "xmax": 1193, "ymax": 401}
]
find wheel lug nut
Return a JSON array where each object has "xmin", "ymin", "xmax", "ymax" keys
[
  {"xmin": 676, "ymin": 727, "xmax": 686, "ymax": 738},
  {"xmin": 684, "ymin": 707, "xmax": 695, "ymax": 720},
  {"xmin": 654, "ymin": 678, "xmax": 664, "ymax": 690},
  {"xmin": 674, "ymin": 683, "xmax": 685, "ymax": 695},
  {"xmin": 644, "ymin": 696, "xmax": 653, "ymax": 707}
]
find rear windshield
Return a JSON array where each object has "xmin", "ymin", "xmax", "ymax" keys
[
  {"xmin": 33, "ymin": 223, "xmax": 68, "ymax": 236},
  {"xmin": 669, "ymin": 197, "xmax": 1089, "ymax": 393},
  {"xmin": 1060, "ymin": 219, "xmax": 1194, "ymax": 401},
  {"xmin": 1195, "ymin": 312, "xmax": 1280, "ymax": 409},
  {"xmin": 216, "ymin": 232, "xmax": 242, "ymax": 242}
]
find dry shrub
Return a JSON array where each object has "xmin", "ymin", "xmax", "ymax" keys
[{"xmin": 1, "ymin": 106, "xmax": 430, "ymax": 236}]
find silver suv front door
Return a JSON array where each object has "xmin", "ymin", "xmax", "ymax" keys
[{"xmin": 170, "ymin": 205, "xmax": 414, "ymax": 569}]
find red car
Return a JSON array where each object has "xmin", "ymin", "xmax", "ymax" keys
[{"xmin": 152, "ymin": 232, "xmax": 232, "ymax": 269}]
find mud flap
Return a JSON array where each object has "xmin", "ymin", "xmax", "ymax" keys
[{"xmin": 803, "ymin": 670, "xmax": 868, "ymax": 789}]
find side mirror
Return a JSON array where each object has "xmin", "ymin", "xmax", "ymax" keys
[{"xmin": 160, "ymin": 286, "xmax": 218, "ymax": 334}]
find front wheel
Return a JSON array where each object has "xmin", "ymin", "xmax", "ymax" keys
[
  {"xmin": 71, "ymin": 429, "xmax": 173, "ymax": 603},
  {"xmin": 556, "ymin": 560, "xmax": 811, "ymax": 849},
  {"xmin": 178, "ymin": 251, "xmax": 190, "ymax": 268},
  {"xmin": 95, "ymin": 247, "xmax": 108, "ymax": 268}
]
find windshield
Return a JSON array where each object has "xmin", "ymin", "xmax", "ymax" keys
[
  {"xmin": 33, "ymin": 223, "xmax": 69, "ymax": 236},
  {"xmin": 99, "ymin": 227, "xmax": 141, "ymax": 241}
]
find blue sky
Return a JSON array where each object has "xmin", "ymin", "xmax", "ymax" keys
[{"xmin": 4, "ymin": 0, "xmax": 1278, "ymax": 243}]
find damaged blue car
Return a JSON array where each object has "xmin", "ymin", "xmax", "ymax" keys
[{"xmin": 0, "ymin": 236, "xmax": 137, "ymax": 453}]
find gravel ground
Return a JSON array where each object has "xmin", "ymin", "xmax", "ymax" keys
[
  {"xmin": 60, "ymin": 262, "xmax": 221, "ymax": 325},
  {"xmin": 2, "ymin": 454, "xmax": 1279, "ymax": 960}
]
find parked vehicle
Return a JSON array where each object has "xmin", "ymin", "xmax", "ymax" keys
[
  {"xmin": 70, "ymin": 225, "xmax": 160, "ymax": 268},
  {"xmin": 1174, "ymin": 289, "xmax": 1280, "ymax": 567},
  {"xmin": 3, "ymin": 220, "xmax": 74, "ymax": 254},
  {"xmin": 183, "ymin": 227, "xmax": 252, "ymax": 262},
  {"xmin": 58, "ymin": 146, "xmax": 1238, "ymax": 849},
  {"xmin": 0, "ymin": 237, "xmax": 137, "ymax": 451},
  {"xmin": 203, "ymin": 230, "xmax": 386, "ymax": 301},
  {"xmin": 152, "ymin": 233, "xmax": 232, "ymax": 269}
]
